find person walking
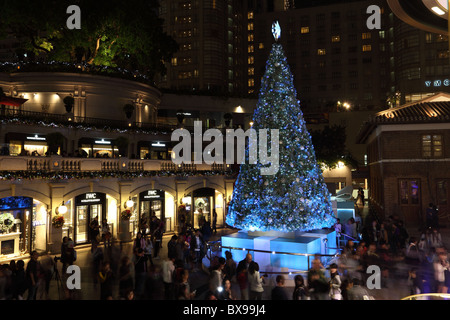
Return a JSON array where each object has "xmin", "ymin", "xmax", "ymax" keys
[
  {"xmin": 209, "ymin": 257, "xmax": 226, "ymax": 298},
  {"xmin": 328, "ymin": 263, "xmax": 342, "ymax": 300},
  {"xmin": 98, "ymin": 262, "xmax": 114, "ymax": 300},
  {"xmin": 292, "ymin": 274, "xmax": 309, "ymax": 300},
  {"xmin": 218, "ymin": 279, "xmax": 235, "ymax": 300},
  {"xmin": 248, "ymin": 261, "xmax": 264, "ymax": 300},
  {"xmin": 133, "ymin": 248, "xmax": 148, "ymax": 299},
  {"xmin": 118, "ymin": 256, "xmax": 134, "ymax": 300},
  {"xmin": 152, "ymin": 216, "xmax": 165, "ymax": 259},
  {"xmin": 26, "ymin": 251, "xmax": 41, "ymax": 300},
  {"xmin": 101, "ymin": 218, "xmax": 111, "ymax": 249},
  {"xmin": 236, "ymin": 253, "xmax": 252, "ymax": 300},
  {"xmin": 161, "ymin": 256, "xmax": 175, "ymax": 300},
  {"xmin": 223, "ymin": 250, "xmax": 237, "ymax": 282},
  {"xmin": 89, "ymin": 216, "xmax": 100, "ymax": 253},
  {"xmin": 271, "ymin": 275, "xmax": 288, "ymax": 300},
  {"xmin": 426, "ymin": 203, "xmax": 435, "ymax": 229},
  {"xmin": 212, "ymin": 209, "xmax": 218, "ymax": 234}
]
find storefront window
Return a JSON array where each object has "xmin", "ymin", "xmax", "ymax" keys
[
  {"xmin": 139, "ymin": 190, "xmax": 165, "ymax": 233},
  {"xmin": 9, "ymin": 140, "xmax": 22, "ymax": 156},
  {"xmin": 0, "ymin": 197, "xmax": 47, "ymax": 257},
  {"xmin": 74, "ymin": 193, "xmax": 107, "ymax": 244},
  {"xmin": 24, "ymin": 141, "xmax": 48, "ymax": 156},
  {"xmin": 130, "ymin": 196, "xmax": 138, "ymax": 238},
  {"xmin": 140, "ymin": 147, "xmax": 150, "ymax": 159},
  {"xmin": 80, "ymin": 140, "xmax": 118, "ymax": 158},
  {"xmin": 194, "ymin": 197, "xmax": 211, "ymax": 227}
]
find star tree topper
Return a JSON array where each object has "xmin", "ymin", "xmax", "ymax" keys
[{"xmin": 272, "ymin": 21, "xmax": 281, "ymax": 41}]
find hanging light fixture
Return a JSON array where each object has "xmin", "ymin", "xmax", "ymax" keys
[
  {"xmin": 58, "ymin": 201, "xmax": 68, "ymax": 214},
  {"xmin": 125, "ymin": 197, "xmax": 134, "ymax": 208}
]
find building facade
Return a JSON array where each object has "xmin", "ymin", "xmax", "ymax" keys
[{"xmin": 357, "ymin": 92, "xmax": 450, "ymax": 226}]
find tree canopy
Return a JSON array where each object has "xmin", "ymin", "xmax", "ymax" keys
[
  {"xmin": 0, "ymin": 0, "xmax": 178, "ymax": 79},
  {"xmin": 309, "ymin": 125, "xmax": 357, "ymax": 169}
]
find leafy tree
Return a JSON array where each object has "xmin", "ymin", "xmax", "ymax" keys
[
  {"xmin": 309, "ymin": 125, "xmax": 357, "ymax": 169},
  {"xmin": 0, "ymin": 0, "xmax": 178, "ymax": 79}
]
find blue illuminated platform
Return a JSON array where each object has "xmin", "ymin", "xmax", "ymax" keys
[{"xmin": 221, "ymin": 228, "xmax": 337, "ymax": 271}]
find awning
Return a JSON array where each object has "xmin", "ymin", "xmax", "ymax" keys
[{"xmin": 0, "ymin": 96, "xmax": 28, "ymax": 107}]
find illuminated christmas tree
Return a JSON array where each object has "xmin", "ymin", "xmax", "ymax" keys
[{"xmin": 226, "ymin": 23, "xmax": 335, "ymax": 232}]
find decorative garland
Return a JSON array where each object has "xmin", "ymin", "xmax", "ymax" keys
[
  {"xmin": 0, "ymin": 117, "xmax": 171, "ymax": 136},
  {"xmin": 0, "ymin": 170, "xmax": 237, "ymax": 182},
  {"xmin": 0, "ymin": 212, "xmax": 15, "ymax": 233},
  {"xmin": 0, "ymin": 60, "xmax": 152, "ymax": 85},
  {"xmin": 52, "ymin": 215, "xmax": 65, "ymax": 228}
]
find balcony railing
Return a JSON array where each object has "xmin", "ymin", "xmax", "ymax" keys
[
  {"xmin": 0, "ymin": 155, "xmax": 232, "ymax": 174},
  {"xmin": 0, "ymin": 106, "xmax": 234, "ymax": 134},
  {"xmin": 0, "ymin": 106, "xmax": 179, "ymax": 132}
]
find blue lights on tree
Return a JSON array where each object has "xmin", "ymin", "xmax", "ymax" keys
[{"xmin": 226, "ymin": 42, "xmax": 335, "ymax": 232}]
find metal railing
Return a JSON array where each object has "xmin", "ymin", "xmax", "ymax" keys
[{"xmin": 205, "ymin": 240, "xmax": 340, "ymax": 273}]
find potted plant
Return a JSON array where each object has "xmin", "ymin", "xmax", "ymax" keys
[
  {"xmin": 51, "ymin": 215, "xmax": 65, "ymax": 228},
  {"xmin": 123, "ymin": 104, "xmax": 135, "ymax": 119},
  {"xmin": 63, "ymin": 96, "xmax": 75, "ymax": 113},
  {"xmin": 113, "ymin": 136, "xmax": 129, "ymax": 157},
  {"xmin": 224, "ymin": 113, "xmax": 232, "ymax": 127},
  {"xmin": 120, "ymin": 209, "xmax": 132, "ymax": 220},
  {"xmin": 46, "ymin": 132, "xmax": 65, "ymax": 155}
]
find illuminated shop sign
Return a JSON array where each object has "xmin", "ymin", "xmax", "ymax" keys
[
  {"xmin": 26, "ymin": 134, "xmax": 46, "ymax": 141},
  {"xmin": 139, "ymin": 190, "xmax": 164, "ymax": 201},
  {"xmin": 151, "ymin": 142, "xmax": 166, "ymax": 147},
  {"xmin": 94, "ymin": 139, "xmax": 111, "ymax": 144},
  {"xmin": 75, "ymin": 192, "xmax": 106, "ymax": 205},
  {"xmin": 425, "ymin": 79, "xmax": 450, "ymax": 87}
]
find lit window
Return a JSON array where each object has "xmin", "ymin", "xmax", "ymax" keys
[
  {"xmin": 248, "ymin": 23, "xmax": 254, "ymax": 31},
  {"xmin": 317, "ymin": 49, "xmax": 326, "ymax": 55},
  {"xmin": 331, "ymin": 35, "xmax": 340, "ymax": 42},
  {"xmin": 301, "ymin": 27, "xmax": 310, "ymax": 34},
  {"xmin": 362, "ymin": 32, "xmax": 371, "ymax": 39},
  {"xmin": 248, "ymin": 34, "xmax": 254, "ymax": 42},
  {"xmin": 248, "ymin": 56, "xmax": 254, "ymax": 64},
  {"xmin": 259, "ymin": 43, "xmax": 264, "ymax": 49},
  {"xmin": 171, "ymin": 57, "xmax": 178, "ymax": 66},
  {"xmin": 248, "ymin": 78, "xmax": 255, "ymax": 87},
  {"xmin": 248, "ymin": 67, "xmax": 254, "ymax": 76},
  {"xmin": 248, "ymin": 45, "xmax": 254, "ymax": 53},
  {"xmin": 362, "ymin": 45, "xmax": 372, "ymax": 52},
  {"xmin": 422, "ymin": 135, "xmax": 443, "ymax": 158},
  {"xmin": 248, "ymin": 11, "xmax": 254, "ymax": 19}
]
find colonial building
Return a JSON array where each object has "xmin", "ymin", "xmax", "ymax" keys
[
  {"xmin": 0, "ymin": 71, "xmax": 244, "ymax": 260},
  {"xmin": 357, "ymin": 92, "xmax": 450, "ymax": 226}
]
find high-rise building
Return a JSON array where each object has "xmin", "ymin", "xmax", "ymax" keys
[
  {"xmin": 236, "ymin": 0, "xmax": 449, "ymax": 112},
  {"xmin": 157, "ymin": 0, "xmax": 246, "ymax": 95}
]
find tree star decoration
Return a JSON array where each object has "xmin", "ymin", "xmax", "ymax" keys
[{"xmin": 272, "ymin": 21, "xmax": 281, "ymax": 41}]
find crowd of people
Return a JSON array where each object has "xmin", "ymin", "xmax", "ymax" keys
[{"xmin": 0, "ymin": 205, "xmax": 449, "ymax": 300}]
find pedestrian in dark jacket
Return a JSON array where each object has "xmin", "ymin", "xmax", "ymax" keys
[{"xmin": 271, "ymin": 275, "xmax": 288, "ymax": 300}]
